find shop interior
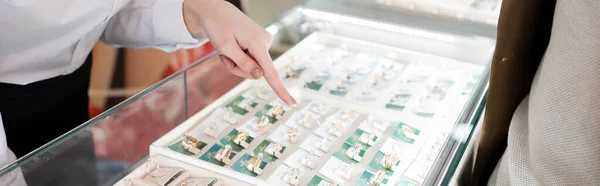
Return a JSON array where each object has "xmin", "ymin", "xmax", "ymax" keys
[{"xmin": 0, "ymin": 0, "xmax": 502, "ymax": 185}]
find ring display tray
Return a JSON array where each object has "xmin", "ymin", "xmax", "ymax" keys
[
  {"xmin": 146, "ymin": 32, "xmax": 484, "ymax": 186},
  {"xmin": 113, "ymin": 155, "xmax": 248, "ymax": 186}
]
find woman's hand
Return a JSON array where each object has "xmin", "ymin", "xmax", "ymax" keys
[{"xmin": 183, "ymin": 0, "xmax": 297, "ymax": 106}]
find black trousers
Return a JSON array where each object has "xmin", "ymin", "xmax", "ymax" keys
[{"xmin": 0, "ymin": 54, "xmax": 97, "ymax": 185}]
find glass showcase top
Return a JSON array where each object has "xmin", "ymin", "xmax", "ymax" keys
[{"xmin": 0, "ymin": 1, "xmax": 495, "ymax": 186}]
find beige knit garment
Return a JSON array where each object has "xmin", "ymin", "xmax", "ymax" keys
[{"xmin": 488, "ymin": 1, "xmax": 600, "ymax": 185}]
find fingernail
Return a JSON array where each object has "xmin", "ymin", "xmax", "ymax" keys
[
  {"xmin": 290, "ymin": 96, "xmax": 297, "ymax": 107},
  {"xmin": 251, "ymin": 68, "xmax": 263, "ymax": 79}
]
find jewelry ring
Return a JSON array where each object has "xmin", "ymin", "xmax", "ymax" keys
[
  {"xmin": 145, "ymin": 158, "xmax": 165, "ymax": 178},
  {"xmin": 180, "ymin": 180, "xmax": 197, "ymax": 186},
  {"xmin": 182, "ymin": 140, "xmax": 194, "ymax": 150},
  {"xmin": 288, "ymin": 168, "xmax": 300, "ymax": 181},
  {"xmin": 124, "ymin": 178, "xmax": 133, "ymax": 186}
]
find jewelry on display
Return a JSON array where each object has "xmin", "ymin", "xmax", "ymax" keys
[
  {"xmin": 238, "ymin": 98, "xmax": 254, "ymax": 111},
  {"xmin": 351, "ymin": 144, "xmax": 363, "ymax": 157},
  {"xmin": 285, "ymin": 126, "xmax": 299, "ymax": 143},
  {"xmin": 274, "ymin": 142, "xmax": 284, "ymax": 157},
  {"xmin": 344, "ymin": 109, "xmax": 356, "ymax": 121},
  {"xmin": 145, "ymin": 158, "xmax": 165, "ymax": 178},
  {"xmin": 367, "ymin": 170, "xmax": 385, "ymax": 186},
  {"xmin": 301, "ymin": 150, "xmax": 315, "ymax": 169},
  {"xmin": 299, "ymin": 113, "xmax": 312, "ymax": 128},
  {"xmin": 179, "ymin": 180, "xmax": 198, "ymax": 186},
  {"xmin": 181, "ymin": 134, "xmax": 202, "ymax": 155},
  {"xmin": 313, "ymin": 103, "xmax": 326, "ymax": 114},
  {"xmin": 205, "ymin": 122, "xmax": 219, "ymax": 139},
  {"xmin": 223, "ymin": 107, "xmax": 236, "ymax": 124},
  {"xmin": 402, "ymin": 125, "xmax": 418, "ymax": 140},
  {"xmin": 233, "ymin": 131, "xmax": 250, "ymax": 148},
  {"xmin": 140, "ymin": 166, "xmax": 186, "ymax": 186},
  {"xmin": 265, "ymin": 142, "xmax": 284, "ymax": 158},
  {"xmin": 372, "ymin": 73, "xmax": 382, "ymax": 86},
  {"xmin": 345, "ymin": 144, "xmax": 363, "ymax": 161},
  {"xmin": 271, "ymin": 104, "xmax": 284, "ymax": 119},
  {"xmin": 383, "ymin": 153, "xmax": 400, "ymax": 170},
  {"xmin": 285, "ymin": 168, "xmax": 300, "ymax": 186},
  {"xmin": 316, "ymin": 137, "xmax": 330, "ymax": 152},
  {"xmin": 124, "ymin": 178, "xmax": 133, "ymax": 186},
  {"xmin": 286, "ymin": 65, "xmax": 298, "ymax": 79},
  {"xmin": 245, "ymin": 153, "xmax": 264, "ymax": 175},
  {"xmin": 359, "ymin": 131, "xmax": 377, "ymax": 146},
  {"xmin": 181, "ymin": 177, "xmax": 223, "ymax": 186},
  {"xmin": 328, "ymin": 122, "xmax": 343, "ymax": 137},
  {"xmin": 257, "ymin": 116, "xmax": 270, "ymax": 130},
  {"xmin": 213, "ymin": 144, "xmax": 233, "ymax": 165},
  {"xmin": 183, "ymin": 133, "xmax": 199, "ymax": 143}
]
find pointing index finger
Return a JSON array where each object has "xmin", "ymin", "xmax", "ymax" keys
[{"xmin": 246, "ymin": 47, "xmax": 297, "ymax": 107}]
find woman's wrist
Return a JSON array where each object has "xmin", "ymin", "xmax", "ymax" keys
[
  {"xmin": 183, "ymin": 0, "xmax": 240, "ymax": 36},
  {"xmin": 182, "ymin": 0, "xmax": 217, "ymax": 35}
]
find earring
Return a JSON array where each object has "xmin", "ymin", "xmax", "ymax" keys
[
  {"xmin": 256, "ymin": 116, "xmax": 270, "ymax": 132},
  {"xmin": 285, "ymin": 168, "xmax": 300, "ymax": 186},
  {"xmin": 204, "ymin": 122, "xmax": 219, "ymax": 139},
  {"xmin": 238, "ymin": 98, "xmax": 255, "ymax": 111},
  {"xmin": 367, "ymin": 170, "xmax": 385, "ymax": 186},
  {"xmin": 372, "ymin": 72, "xmax": 382, "ymax": 86},
  {"xmin": 316, "ymin": 137, "xmax": 330, "ymax": 152},
  {"xmin": 286, "ymin": 126, "xmax": 299, "ymax": 143},
  {"xmin": 181, "ymin": 133, "xmax": 202, "ymax": 155},
  {"xmin": 312, "ymin": 102, "xmax": 327, "ymax": 114},
  {"xmin": 223, "ymin": 107, "xmax": 236, "ymax": 124},
  {"xmin": 233, "ymin": 131, "xmax": 250, "ymax": 148},
  {"xmin": 299, "ymin": 112, "xmax": 312, "ymax": 128},
  {"xmin": 271, "ymin": 104, "xmax": 285, "ymax": 119},
  {"xmin": 213, "ymin": 144, "xmax": 233, "ymax": 165},
  {"xmin": 383, "ymin": 153, "xmax": 400, "ymax": 170},
  {"xmin": 346, "ymin": 144, "xmax": 363, "ymax": 161},
  {"xmin": 344, "ymin": 108, "xmax": 356, "ymax": 121},
  {"xmin": 402, "ymin": 125, "xmax": 418, "ymax": 140},
  {"xmin": 328, "ymin": 122, "xmax": 343, "ymax": 137},
  {"xmin": 266, "ymin": 142, "xmax": 284, "ymax": 158},
  {"xmin": 245, "ymin": 153, "xmax": 264, "ymax": 175},
  {"xmin": 359, "ymin": 131, "xmax": 378, "ymax": 146},
  {"xmin": 286, "ymin": 65, "xmax": 298, "ymax": 79},
  {"xmin": 301, "ymin": 150, "xmax": 316, "ymax": 169}
]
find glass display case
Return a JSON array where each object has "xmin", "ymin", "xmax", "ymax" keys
[{"xmin": 0, "ymin": 0, "xmax": 497, "ymax": 185}]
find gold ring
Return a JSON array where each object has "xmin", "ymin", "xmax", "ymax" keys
[
  {"xmin": 223, "ymin": 144, "xmax": 233, "ymax": 159},
  {"xmin": 145, "ymin": 158, "xmax": 165, "ymax": 178},
  {"xmin": 288, "ymin": 168, "xmax": 299, "ymax": 181}
]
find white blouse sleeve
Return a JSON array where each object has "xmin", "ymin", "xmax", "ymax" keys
[{"xmin": 100, "ymin": 0, "xmax": 208, "ymax": 52}]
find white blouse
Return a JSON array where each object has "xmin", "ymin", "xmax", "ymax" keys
[
  {"xmin": 0, "ymin": 0, "xmax": 207, "ymax": 184},
  {"xmin": 0, "ymin": 0, "xmax": 205, "ymax": 85}
]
